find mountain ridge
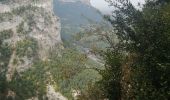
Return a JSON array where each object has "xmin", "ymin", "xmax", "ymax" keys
[
  {"xmin": 59, "ymin": 0, "xmax": 91, "ymax": 5},
  {"xmin": 53, "ymin": 0, "xmax": 105, "ymax": 42}
]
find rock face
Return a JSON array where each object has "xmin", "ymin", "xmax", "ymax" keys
[
  {"xmin": 47, "ymin": 85, "xmax": 68, "ymax": 100},
  {"xmin": 0, "ymin": 0, "xmax": 62, "ymax": 81},
  {"xmin": 0, "ymin": 0, "xmax": 68, "ymax": 99}
]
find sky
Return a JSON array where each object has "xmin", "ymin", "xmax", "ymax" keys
[
  {"xmin": 90, "ymin": 0, "xmax": 113, "ymax": 14},
  {"xmin": 90, "ymin": 0, "xmax": 145, "ymax": 14}
]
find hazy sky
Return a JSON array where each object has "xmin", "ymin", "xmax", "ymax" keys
[
  {"xmin": 90, "ymin": 0, "xmax": 145, "ymax": 14},
  {"xmin": 90, "ymin": 0, "xmax": 113, "ymax": 14}
]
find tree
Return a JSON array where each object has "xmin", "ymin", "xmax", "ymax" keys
[{"xmin": 99, "ymin": 0, "xmax": 170, "ymax": 99}]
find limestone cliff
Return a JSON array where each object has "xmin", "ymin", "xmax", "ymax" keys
[
  {"xmin": 0, "ymin": 0, "xmax": 62, "ymax": 81},
  {"xmin": 0, "ymin": 0, "xmax": 66, "ymax": 99}
]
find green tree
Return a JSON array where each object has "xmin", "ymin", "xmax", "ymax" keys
[{"xmin": 99, "ymin": 0, "xmax": 170, "ymax": 99}]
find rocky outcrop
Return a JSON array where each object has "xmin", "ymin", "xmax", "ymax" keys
[
  {"xmin": 47, "ymin": 85, "xmax": 68, "ymax": 100},
  {"xmin": 0, "ymin": 0, "xmax": 62, "ymax": 81},
  {"xmin": 0, "ymin": 0, "xmax": 68, "ymax": 99}
]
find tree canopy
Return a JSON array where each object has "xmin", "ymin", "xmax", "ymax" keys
[{"xmin": 98, "ymin": 0, "xmax": 170, "ymax": 99}]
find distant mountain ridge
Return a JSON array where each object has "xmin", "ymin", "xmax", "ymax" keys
[
  {"xmin": 59, "ymin": 0, "xmax": 91, "ymax": 5},
  {"xmin": 53, "ymin": 0, "xmax": 104, "ymax": 41}
]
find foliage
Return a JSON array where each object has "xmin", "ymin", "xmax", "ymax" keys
[
  {"xmin": 48, "ymin": 48, "xmax": 90, "ymax": 98},
  {"xmin": 98, "ymin": 49, "xmax": 124, "ymax": 100},
  {"xmin": 0, "ymin": 73, "xmax": 7, "ymax": 99},
  {"xmin": 0, "ymin": 30, "xmax": 13, "ymax": 71},
  {"xmin": 0, "ymin": 29, "xmax": 13, "ymax": 40},
  {"xmin": 17, "ymin": 22, "xmax": 29, "ymax": 35},
  {"xmin": 12, "ymin": 5, "xmax": 36, "ymax": 16},
  {"xmin": 16, "ymin": 38, "xmax": 38, "ymax": 57},
  {"xmin": 0, "ymin": 43, "xmax": 12, "ymax": 70},
  {"xmin": 4, "ymin": 47, "xmax": 101, "ymax": 99},
  {"xmin": 0, "ymin": 30, "xmax": 13, "ymax": 99},
  {"xmin": 98, "ymin": 0, "xmax": 170, "ymax": 99},
  {"xmin": 76, "ymin": 48, "xmax": 124, "ymax": 100},
  {"xmin": 8, "ymin": 61, "xmax": 47, "ymax": 100},
  {"xmin": 0, "ymin": 12, "xmax": 13, "ymax": 22}
]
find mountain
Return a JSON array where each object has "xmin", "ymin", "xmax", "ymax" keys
[
  {"xmin": 53, "ymin": 0, "xmax": 105, "ymax": 41},
  {"xmin": 60, "ymin": 0, "xmax": 91, "ymax": 5},
  {"xmin": 0, "ymin": 0, "xmax": 66, "ymax": 99},
  {"xmin": 0, "ymin": 0, "xmax": 105, "ymax": 99}
]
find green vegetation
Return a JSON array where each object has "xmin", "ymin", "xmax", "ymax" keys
[
  {"xmin": 0, "ymin": 45, "xmax": 101, "ymax": 99},
  {"xmin": 16, "ymin": 38, "xmax": 38, "ymax": 57},
  {"xmin": 0, "ymin": 1, "xmax": 103, "ymax": 99},
  {"xmin": 48, "ymin": 48, "xmax": 101, "ymax": 98},
  {"xmin": 0, "ymin": 30, "xmax": 13, "ymax": 99},
  {"xmin": 9, "ymin": 61, "xmax": 47, "ymax": 100},
  {"xmin": 0, "ymin": 12, "xmax": 13, "ymax": 22},
  {"xmin": 0, "ymin": 29, "xmax": 13, "ymax": 69},
  {"xmin": 95, "ymin": 0, "xmax": 170, "ymax": 100},
  {"xmin": 2, "ymin": 0, "xmax": 170, "ymax": 99},
  {"xmin": 17, "ymin": 22, "xmax": 29, "ymax": 35},
  {"xmin": 0, "ymin": 61, "xmax": 47, "ymax": 100},
  {"xmin": 0, "ymin": 29, "xmax": 13, "ymax": 40},
  {"xmin": 12, "ymin": 5, "xmax": 37, "ymax": 16}
]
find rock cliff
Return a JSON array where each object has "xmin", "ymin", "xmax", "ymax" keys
[
  {"xmin": 0, "ymin": 0, "xmax": 62, "ymax": 81},
  {"xmin": 0, "ymin": 0, "xmax": 66, "ymax": 99}
]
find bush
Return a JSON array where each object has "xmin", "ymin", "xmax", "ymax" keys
[
  {"xmin": 0, "ymin": 30, "xmax": 13, "ymax": 99},
  {"xmin": 0, "ymin": 29, "xmax": 13, "ymax": 40},
  {"xmin": 16, "ymin": 38, "xmax": 38, "ymax": 57}
]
